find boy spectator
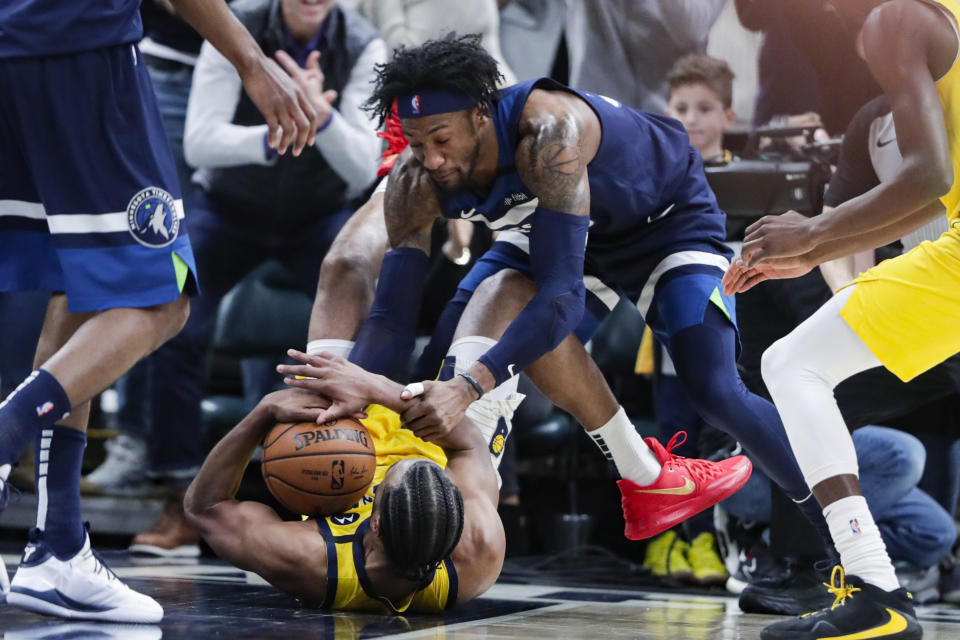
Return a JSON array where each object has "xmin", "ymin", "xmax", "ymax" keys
[{"xmin": 666, "ymin": 54, "xmax": 737, "ymax": 165}]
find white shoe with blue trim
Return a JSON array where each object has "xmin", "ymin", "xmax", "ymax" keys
[{"xmin": 7, "ymin": 529, "xmax": 163, "ymax": 623}]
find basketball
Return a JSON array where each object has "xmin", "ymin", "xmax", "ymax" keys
[{"xmin": 261, "ymin": 419, "xmax": 376, "ymax": 517}]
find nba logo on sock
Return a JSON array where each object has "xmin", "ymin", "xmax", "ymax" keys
[
  {"xmin": 36, "ymin": 401, "xmax": 54, "ymax": 417},
  {"xmin": 850, "ymin": 518, "xmax": 861, "ymax": 535}
]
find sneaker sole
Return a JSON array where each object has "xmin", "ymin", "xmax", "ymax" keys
[
  {"xmin": 128, "ymin": 544, "xmax": 201, "ymax": 558},
  {"xmin": 624, "ymin": 461, "xmax": 752, "ymax": 540},
  {"xmin": 7, "ymin": 589, "xmax": 162, "ymax": 624}
]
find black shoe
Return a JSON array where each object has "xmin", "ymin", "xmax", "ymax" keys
[
  {"xmin": 740, "ymin": 558, "xmax": 835, "ymax": 615},
  {"xmin": 761, "ymin": 567, "xmax": 922, "ymax": 640}
]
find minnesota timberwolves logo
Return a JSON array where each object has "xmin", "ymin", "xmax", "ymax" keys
[{"xmin": 126, "ymin": 187, "xmax": 179, "ymax": 248}]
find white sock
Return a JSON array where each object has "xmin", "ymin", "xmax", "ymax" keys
[
  {"xmin": 824, "ymin": 495, "xmax": 900, "ymax": 591},
  {"xmin": 448, "ymin": 337, "xmax": 524, "ymax": 480},
  {"xmin": 448, "ymin": 336, "xmax": 496, "ymax": 370},
  {"xmin": 587, "ymin": 407, "xmax": 661, "ymax": 485},
  {"xmin": 306, "ymin": 339, "xmax": 354, "ymax": 358}
]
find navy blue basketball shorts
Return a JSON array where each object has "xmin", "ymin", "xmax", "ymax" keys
[
  {"xmin": 0, "ymin": 44, "xmax": 197, "ymax": 312},
  {"xmin": 457, "ymin": 230, "xmax": 738, "ymax": 349}
]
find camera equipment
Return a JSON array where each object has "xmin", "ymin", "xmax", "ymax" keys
[{"xmin": 706, "ymin": 125, "xmax": 841, "ymax": 241}]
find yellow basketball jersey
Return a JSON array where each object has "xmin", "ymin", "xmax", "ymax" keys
[
  {"xmin": 924, "ymin": 0, "xmax": 960, "ymax": 224},
  {"xmin": 840, "ymin": 0, "xmax": 960, "ymax": 381},
  {"xmin": 313, "ymin": 405, "xmax": 456, "ymax": 614}
]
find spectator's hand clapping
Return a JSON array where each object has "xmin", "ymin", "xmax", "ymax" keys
[
  {"xmin": 275, "ymin": 50, "xmax": 338, "ymax": 133},
  {"xmin": 239, "ymin": 52, "xmax": 320, "ymax": 156}
]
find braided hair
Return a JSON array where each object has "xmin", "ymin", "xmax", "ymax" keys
[
  {"xmin": 364, "ymin": 34, "xmax": 504, "ymax": 127},
  {"xmin": 378, "ymin": 460, "xmax": 465, "ymax": 585}
]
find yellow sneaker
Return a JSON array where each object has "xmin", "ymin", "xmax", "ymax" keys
[
  {"xmin": 687, "ymin": 532, "xmax": 728, "ymax": 586},
  {"xmin": 643, "ymin": 529, "xmax": 694, "ymax": 582}
]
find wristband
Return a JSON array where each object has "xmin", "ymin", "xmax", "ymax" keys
[{"xmin": 457, "ymin": 372, "xmax": 484, "ymax": 400}]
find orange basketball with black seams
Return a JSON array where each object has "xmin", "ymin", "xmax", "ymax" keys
[{"xmin": 261, "ymin": 418, "xmax": 376, "ymax": 517}]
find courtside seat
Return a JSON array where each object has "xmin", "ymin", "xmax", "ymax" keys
[{"xmin": 201, "ymin": 261, "xmax": 313, "ymax": 436}]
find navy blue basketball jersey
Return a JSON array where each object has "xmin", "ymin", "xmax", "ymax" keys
[
  {"xmin": 0, "ymin": 0, "xmax": 142, "ymax": 58},
  {"xmin": 438, "ymin": 78, "xmax": 729, "ymax": 279}
]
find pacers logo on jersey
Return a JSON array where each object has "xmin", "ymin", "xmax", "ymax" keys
[
  {"xmin": 127, "ymin": 187, "xmax": 179, "ymax": 248},
  {"xmin": 489, "ymin": 417, "xmax": 509, "ymax": 457}
]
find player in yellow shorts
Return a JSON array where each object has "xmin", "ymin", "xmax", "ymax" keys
[{"xmin": 722, "ymin": 1, "xmax": 960, "ymax": 637}]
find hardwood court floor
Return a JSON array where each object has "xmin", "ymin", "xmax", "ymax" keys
[{"xmin": 2, "ymin": 551, "xmax": 960, "ymax": 639}]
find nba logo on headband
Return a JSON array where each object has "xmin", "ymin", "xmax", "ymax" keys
[{"xmin": 397, "ymin": 89, "xmax": 476, "ymax": 118}]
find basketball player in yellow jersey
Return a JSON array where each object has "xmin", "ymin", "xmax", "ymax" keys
[
  {"xmin": 183, "ymin": 382, "xmax": 500, "ymax": 614},
  {"xmin": 722, "ymin": 0, "xmax": 960, "ymax": 637}
]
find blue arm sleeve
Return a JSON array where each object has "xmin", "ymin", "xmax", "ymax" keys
[
  {"xmin": 478, "ymin": 207, "xmax": 589, "ymax": 386},
  {"xmin": 349, "ymin": 247, "xmax": 429, "ymax": 382}
]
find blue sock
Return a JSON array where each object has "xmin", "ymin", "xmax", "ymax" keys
[
  {"xmin": 35, "ymin": 426, "xmax": 86, "ymax": 557},
  {"xmin": 0, "ymin": 370, "xmax": 71, "ymax": 471}
]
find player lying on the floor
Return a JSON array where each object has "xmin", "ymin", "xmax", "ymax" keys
[
  {"xmin": 183, "ymin": 378, "xmax": 500, "ymax": 614},
  {"xmin": 184, "ymin": 272, "xmax": 525, "ymax": 613}
]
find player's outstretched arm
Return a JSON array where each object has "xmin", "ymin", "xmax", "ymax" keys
[
  {"xmin": 183, "ymin": 390, "xmax": 331, "ymax": 603},
  {"xmin": 464, "ymin": 95, "xmax": 593, "ymax": 390},
  {"xmin": 740, "ymin": 0, "xmax": 954, "ymax": 269},
  {"xmin": 169, "ymin": 0, "xmax": 321, "ymax": 155}
]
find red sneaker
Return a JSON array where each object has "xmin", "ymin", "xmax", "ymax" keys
[{"xmin": 618, "ymin": 432, "xmax": 752, "ymax": 540}]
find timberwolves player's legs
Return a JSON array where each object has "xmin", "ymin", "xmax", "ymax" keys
[{"xmin": 0, "ymin": 45, "xmax": 197, "ymax": 622}]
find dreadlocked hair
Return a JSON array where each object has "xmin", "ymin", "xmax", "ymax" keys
[
  {"xmin": 379, "ymin": 460, "xmax": 465, "ymax": 586},
  {"xmin": 364, "ymin": 33, "xmax": 503, "ymax": 127}
]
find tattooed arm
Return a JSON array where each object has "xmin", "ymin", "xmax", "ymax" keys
[
  {"xmin": 390, "ymin": 90, "xmax": 602, "ymax": 439},
  {"xmin": 462, "ymin": 89, "xmax": 600, "ymax": 388}
]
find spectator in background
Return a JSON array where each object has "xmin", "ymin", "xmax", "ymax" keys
[
  {"xmin": 498, "ymin": 0, "xmax": 567, "ymax": 83},
  {"xmin": 665, "ymin": 55, "xmax": 736, "ymax": 165},
  {"xmin": 125, "ymin": 0, "xmax": 385, "ymax": 557},
  {"xmin": 734, "ymin": 0, "xmax": 880, "ymax": 134},
  {"xmin": 706, "ymin": 0, "xmax": 760, "ymax": 125},
  {"xmin": 566, "ymin": 0, "xmax": 726, "ymax": 112},
  {"xmin": 347, "ymin": 0, "xmax": 516, "ymax": 85}
]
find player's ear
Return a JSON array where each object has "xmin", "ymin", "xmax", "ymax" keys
[
  {"xmin": 472, "ymin": 104, "xmax": 488, "ymax": 127},
  {"xmin": 370, "ymin": 510, "xmax": 382, "ymax": 537}
]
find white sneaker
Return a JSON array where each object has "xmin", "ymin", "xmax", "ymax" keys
[
  {"xmin": 7, "ymin": 530, "xmax": 164, "ymax": 623},
  {"xmin": 83, "ymin": 435, "xmax": 152, "ymax": 496}
]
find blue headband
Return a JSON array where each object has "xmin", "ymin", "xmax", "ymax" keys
[{"xmin": 396, "ymin": 89, "xmax": 477, "ymax": 118}]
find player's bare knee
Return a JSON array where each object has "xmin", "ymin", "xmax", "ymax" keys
[
  {"xmin": 320, "ymin": 249, "xmax": 378, "ymax": 293},
  {"xmin": 475, "ymin": 269, "xmax": 536, "ymax": 307},
  {"xmin": 150, "ymin": 293, "xmax": 190, "ymax": 345}
]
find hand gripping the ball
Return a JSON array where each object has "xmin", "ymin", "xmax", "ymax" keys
[{"xmin": 277, "ymin": 349, "xmax": 374, "ymax": 423}]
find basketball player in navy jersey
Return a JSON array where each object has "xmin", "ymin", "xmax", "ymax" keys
[
  {"xmin": 0, "ymin": 0, "xmax": 321, "ymax": 623},
  {"xmin": 311, "ymin": 35, "xmax": 831, "ymax": 545}
]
